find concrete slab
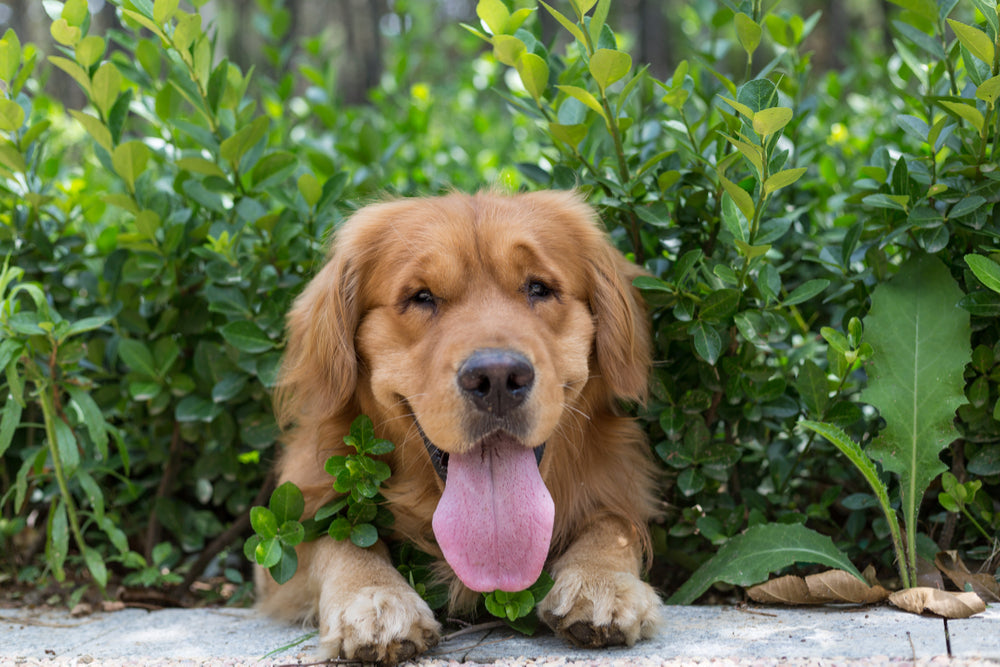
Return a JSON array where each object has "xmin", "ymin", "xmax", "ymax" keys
[{"xmin": 1, "ymin": 604, "xmax": 998, "ymax": 666}]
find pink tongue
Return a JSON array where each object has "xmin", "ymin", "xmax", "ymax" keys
[{"xmin": 432, "ymin": 434, "xmax": 554, "ymax": 592}]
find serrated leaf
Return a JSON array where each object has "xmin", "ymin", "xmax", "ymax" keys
[
  {"xmin": 666, "ymin": 523, "xmax": 865, "ymax": 605},
  {"xmin": 860, "ymin": 254, "xmax": 970, "ymax": 579}
]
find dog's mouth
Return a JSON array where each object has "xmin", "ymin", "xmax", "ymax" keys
[
  {"xmin": 417, "ymin": 421, "xmax": 545, "ymax": 483},
  {"xmin": 415, "ymin": 419, "xmax": 554, "ymax": 593}
]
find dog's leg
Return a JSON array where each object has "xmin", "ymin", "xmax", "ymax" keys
[
  {"xmin": 539, "ymin": 516, "xmax": 663, "ymax": 647},
  {"xmin": 263, "ymin": 537, "xmax": 440, "ymax": 664}
]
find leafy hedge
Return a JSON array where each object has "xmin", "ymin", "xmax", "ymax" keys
[{"xmin": 1, "ymin": 0, "xmax": 998, "ymax": 608}]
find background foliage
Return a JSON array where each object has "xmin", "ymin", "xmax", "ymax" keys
[{"xmin": 1, "ymin": 0, "xmax": 998, "ymax": 609}]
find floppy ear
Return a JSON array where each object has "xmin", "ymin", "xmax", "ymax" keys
[
  {"xmin": 274, "ymin": 244, "xmax": 361, "ymax": 428},
  {"xmin": 589, "ymin": 244, "xmax": 652, "ymax": 404}
]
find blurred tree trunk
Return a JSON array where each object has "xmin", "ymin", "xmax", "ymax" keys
[
  {"xmin": 637, "ymin": 0, "xmax": 672, "ymax": 78},
  {"xmin": 340, "ymin": 0, "xmax": 385, "ymax": 105}
]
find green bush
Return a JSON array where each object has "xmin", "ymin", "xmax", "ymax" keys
[{"xmin": 1, "ymin": 0, "xmax": 997, "ymax": 608}]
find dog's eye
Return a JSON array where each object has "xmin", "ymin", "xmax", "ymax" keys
[
  {"xmin": 524, "ymin": 279, "xmax": 556, "ymax": 302},
  {"xmin": 409, "ymin": 288, "xmax": 437, "ymax": 309}
]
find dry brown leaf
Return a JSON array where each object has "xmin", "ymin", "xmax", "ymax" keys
[
  {"xmin": 804, "ymin": 569, "xmax": 890, "ymax": 604},
  {"xmin": 746, "ymin": 569, "xmax": 889, "ymax": 605},
  {"xmin": 888, "ymin": 587, "xmax": 986, "ymax": 618},
  {"xmin": 935, "ymin": 551, "xmax": 1000, "ymax": 603},
  {"xmin": 746, "ymin": 574, "xmax": 812, "ymax": 604}
]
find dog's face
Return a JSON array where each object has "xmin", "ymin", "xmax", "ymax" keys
[{"xmin": 279, "ymin": 190, "xmax": 649, "ymax": 593}]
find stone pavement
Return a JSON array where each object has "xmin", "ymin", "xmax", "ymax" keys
[{"xmin": 1, "ymin": 604, "xmax": 998, "ymax": 665}]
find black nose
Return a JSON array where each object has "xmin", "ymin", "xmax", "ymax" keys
[{"xmin": 458, "ymin": 349, "xmax": 534, "ymax": 416}]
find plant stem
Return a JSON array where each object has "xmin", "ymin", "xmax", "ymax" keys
[{"xmin": 37, "ymin": 371, "xmax": 97, "ymax": 591}]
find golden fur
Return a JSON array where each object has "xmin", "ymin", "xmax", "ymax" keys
[{"xmin": 257, "ymin": 190, "xmax": 662, "ymax": 663}]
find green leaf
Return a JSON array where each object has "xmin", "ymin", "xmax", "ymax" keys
[
  {"xmin": 477, "ymin": 0, "xmax": 510, "ymax": 35},
  {"xmin": 799, "ymin": 419, "xmax": 908, "ymax": 584},
  {"xmin": 82, "ymin": 546, "xmax": 109, "ymax": 589},
  {"xmin": 699, "ymin": 288, "xmax": 740, "ymax": 322},
  {"xmin": 48, "ymin": 56, "xmax": 91, "ymax": 96},
  {"xmin": 516, "ymin": 52, "xmax": 548, "ymax": 102},
  {"xmin": 860, "ymin": 254, "xmax": 970, "ymax": 579},
  {"xmin": 783, "ymin": 279, "xmax": 829, "ymax": 306},
  {"xmin": 939, "ymin": 100, "xmax": 985, "ymax": 133},
  {"xmin": 719, "ymin": 174, "xmax": 755, "ymax": 225},
  {"xmin": 298, "ymin": 172, "xmax": 322, "ymax": 208},
  {"xmin": 492, "ymin": 34, "xmax": 525, "ymax": 66},
  {"xmin": 112, "ymin": 141, "xmax": 151, "ymax": 193},
  {"xmin": 221, "ymin": 320, "xmax": 274, "ymax": 353},
  {"xmin": 250, "ymin": 506, "xmax": 279, "ymax": 539},
  {"xmin": 269, "ymin": 481, "xmax": 305, "ymax": 525},
  {"xmin": 118, "ymin": 338, "xmax": 158, "ymax": 378},
  {"xmin": 796, "ymin": 360, "xmax": 829, "ymax": 417},
  {"xmin": 66, "ymin": 386, "xmax": 108, "ymax": 456},
  {"xmin": 175, "ymin": 395, "xmax": 222, "ymax": 422},
  {"xmin": 589, "ymin": 48, "xmax": 630, "ymax": 92},
  {"xmin": 46, "ymin": 499, "xmax": 69, "ymax": 581},
  {"xmin": 965, "ymin": 254, "xmax": 1000, "ymax": 293},
  {"xmin": 50, "ymin": 18, "xmax": 81, "ymax": 46},
  {"xmin": 735, "ymin": 13, "xmax": 762, "ymax": 56},
  {"xmin": 763, "ymin": 167, "xmax": 807, "ymax": 195},
  {"xmin": 976, "ymin": 75, "xmax": 1000, "ymax": 105},
  {"xmin": 69, "ymin": 110, "xmax": 112, "ymax": 154},
  {"xmin": 154, "ymin": 0, "xmax": 180, "ymax": 24},
  {"xmin": 556, "ymin": 85, "xmax": 606, "ymax": 120},
  {"xmin": 255, "ymin": 537, "xmax": 282, "ymax": 568},
  {"xmin": 351, "ymin": 523, "xmax": 379, "ymax": 548},
  {"xmin": 752, "ymin": 107, "xmax": 793, "ymax": 137},
  {"xmin": 947, "ymin": 18, "xmax": 995, "ymax": 65},
  {"xmin": 540, "ymin": 2, "xmax": 588, "ymax": 46},
  {"xmin": 268, "ymin": 543, "xmax": 298, "ymax": 584},
  {"xmin": 689, "ymin": 321, "xmax": 722, "ymax": 365},
  {"xmin": 0, "ymin": 31, "xmax": 22, "ymax": 84},
  {"xmin": 92, "ymin": 61, "xmax": 121, "ymax": 119},
  {"xmin": 0, "ymin": 396, "xmax": 22, "ymax": 458},
  {"xmin": 0, "ymin": 99, "xmax": 24, "ymax": 132},
  {"xmin": 220, "ymin": 116, "xmax": 269, "ymax": 166},
  {"xmin": 666, "ymin": 522, "xmax": 865, "ymax": 605}
]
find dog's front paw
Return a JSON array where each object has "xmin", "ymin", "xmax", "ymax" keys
[
  {"xmin": 539, "ymin": 567, "xmax": 662, "ymax": 648},
  {"xmin": 318, "ymin": 584, "xmax": 440, "ymax": 665}
]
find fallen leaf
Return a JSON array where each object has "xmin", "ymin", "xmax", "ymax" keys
[
  {"xmin": 888, "ymin": 587, "xmax": 986, "ymax": 618},
  {"xmin": 804, "ymin": 569, "xmax": 890, "ymax": 604},
  {"xmin": 935, "ymin": 551, "xmax": 1000, "ymax": 603},
  {"xmin": 746, "ymin": 569, "xmax": 889, "ymax": 605},
  {"xmin": 746, "ymin": 574, "xmax": 811, "ymax": 604}
]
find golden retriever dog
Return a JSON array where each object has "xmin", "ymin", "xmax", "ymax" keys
[{"xmin": 257, "ymin": 190, "xmax": 662, "ymax": 663}]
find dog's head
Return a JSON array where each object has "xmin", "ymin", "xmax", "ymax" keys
[{"xmin": 278, "ymin": 190, "xmax": 650, "ymax": 592}]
